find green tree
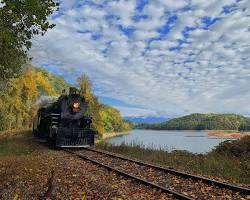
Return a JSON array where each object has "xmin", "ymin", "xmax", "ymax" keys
[{"xmin": 0, "ymin": 0, "xmax": 58, "ymax": 84}]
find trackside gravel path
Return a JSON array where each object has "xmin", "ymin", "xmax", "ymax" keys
[{"xmin": 0, "ymin": 135, "xmax": 173, "ymax": 199}]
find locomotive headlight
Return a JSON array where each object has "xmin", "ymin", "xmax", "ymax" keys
[
  {"xmin": 73, "ymin": 102, "xmax": 80, "ymax": 109},
  {"xmin": 72, "ymin": 102, "xmax": 81, "ymax": 113}
]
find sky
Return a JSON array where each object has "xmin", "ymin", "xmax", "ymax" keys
[{"xmin": 30, "ymin": 0, "xmax": 250, "ymax": 118}]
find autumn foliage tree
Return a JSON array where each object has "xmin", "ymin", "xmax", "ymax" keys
[
  {"xmin": 77, "ymin": 75, "xmax": 104, "ymax": 134},
  {"xmin": 77, "ymin": 74, "xmax": 131, "ymax": 135},
  {"xmin": 0, "ymin": 65, "xmax": 57, "ymax": 130}
]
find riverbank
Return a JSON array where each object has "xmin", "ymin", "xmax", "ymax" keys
[
  {"xmin": 207, "ymin": 130, "xmax": 250, "ymax": 138},
  {"xmin": 96, "ymin": 131, "xmax": 131, "ymax": 143},
  {"xmin": 102, "ymin": 131, "xmax": 131, "ymax": 139}
]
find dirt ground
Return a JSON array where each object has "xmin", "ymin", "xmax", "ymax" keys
[{"xmin": 0, "ymin": 134, "xmax": 172, "ymax": 200}]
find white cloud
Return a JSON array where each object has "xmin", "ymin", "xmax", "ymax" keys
[
  {"xmin": 134, "ymin": 30, "xmax": 159, "ymax": 40},
  {"xmin": 107, "ymin": 0, "xmax": 136, "ymax": 26},
  {"xmin": 114, "ymin": 106, "xmax": 158, "ymax": 117},
  {"xmin": 0, "ymin": 2, "xmax": 5, "ymax": 8},
  {"xmin": 30, "ymin": 0, "xmax": 250, "ymax": 117},
  {"xmin": 157, "ymin": 0, "xmax": 188, "ymax": 11}
]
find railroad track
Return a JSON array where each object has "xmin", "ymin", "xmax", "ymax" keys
[{"xmin": 65, "ymin": 147, "xmax": 250, "ymax": 200}]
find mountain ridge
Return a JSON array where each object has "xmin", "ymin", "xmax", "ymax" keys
[
  {"xmin": 135, "ymin": 113, "xmax": 250, "ymax": 131},
  {"xmin": 124, "ymin": 116, "xmax": 170, "ymax": 123}
]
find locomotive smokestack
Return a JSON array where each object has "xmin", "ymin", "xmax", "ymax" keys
[{"xmin": 69, "ymin": 87, "xmax": 79, "ymax": 95}]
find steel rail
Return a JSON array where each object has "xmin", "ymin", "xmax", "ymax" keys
[
  {"xmin": 65, "ymin": 149, "xmax": 194, "ymax": 200},
  {"xmin": 84, "ymin": 147, "xmax": 250, "ymax": 195}
]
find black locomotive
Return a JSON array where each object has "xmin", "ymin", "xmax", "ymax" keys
[{"xmin": 33, "ymin": 87, "xmax": 97, "ymax": 147}]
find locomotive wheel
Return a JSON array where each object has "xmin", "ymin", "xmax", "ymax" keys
[{"xmin": 33, "ymin": 129, "xmax": 38, "ymax": 137}]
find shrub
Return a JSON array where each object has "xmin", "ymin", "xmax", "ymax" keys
[{"xmin": 212, "ymin": 136, "xmax": 250, "ymax": 158}]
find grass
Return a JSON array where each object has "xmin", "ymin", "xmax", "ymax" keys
[
  {"xmin": 0, "ymin": 138, "xmax": 32, "ymax": 156},
  {"xmin": 0, "ymin": 130, "xmax": 33, "ymax": 156},
  {"xmin": 96, "ymin": 136, "xmax": 250, "ymax": 185}
]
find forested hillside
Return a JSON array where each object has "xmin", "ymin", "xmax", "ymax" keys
[
  {"xmin": 136, "ymin": 113, "xmax": 250, "ymax": 131},
  {"xmin": 0, "ymin": 66, "xmax": 131, "ymax": 135}
]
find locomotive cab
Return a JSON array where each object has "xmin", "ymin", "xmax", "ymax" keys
[{"xmin": 33, "ymin": 87, "xmax": 97, "ymax": 147}]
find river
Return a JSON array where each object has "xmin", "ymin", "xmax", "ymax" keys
[{"xmin": 106, "ymin": 130, "xmax": 236, "ymax": 154}]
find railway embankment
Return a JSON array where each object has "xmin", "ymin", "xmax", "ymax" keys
[
  {"xmin": 96, "ymin": 136, "xmax": 250, "ymax": 186},
  {"xmin": 68, "ymin": 147, "xmax": 250, "ymax": 199}
]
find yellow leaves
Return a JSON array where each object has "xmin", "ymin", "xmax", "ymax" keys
[
  {"xmin": 81, "ymin": 192, "xmax": 86, "ymax": 200},
  {"xmin": 12, "ymin": 194, "xmax": 20, "ymax": 200},
  {"xmin": 77, "ymin": 74, "xmax": 93, "ymax": 103},
  {"xmin": 36, "ymin": 71, "xmax": 57, "ymax": 96},
  {"xmin": 21, "ymin": 66, "xmax": 58, "ymax": 100},
  {"xmin": 0, "ymin": 65, "xmax": 59, "ymax": 129}
]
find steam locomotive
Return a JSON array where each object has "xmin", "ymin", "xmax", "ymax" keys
[{"xmin": 33, "ymin": 87, "xmax": 97, "ymax": 147}]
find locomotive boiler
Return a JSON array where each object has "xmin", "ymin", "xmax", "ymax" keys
[{"xmin": 33, "ymin": 87, "xmax": 97, "ymax": 147}]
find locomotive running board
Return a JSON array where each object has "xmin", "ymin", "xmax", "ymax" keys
[{"xmin": 58, "ymin": 145, "xmax": 91, "ymax": 148}]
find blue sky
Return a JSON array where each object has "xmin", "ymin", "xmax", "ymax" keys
[{"xmin": 30, "ymin": 0, "xmax": 250, "ymax": 118}]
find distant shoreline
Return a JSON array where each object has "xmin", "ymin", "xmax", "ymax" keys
[
  {"xmin": 129, "ymin": 129, "xmax": 250, "ymax": 139},
  {"xmin": 207, "ymin": 130, "xmax": 250, "ymax": 138}
]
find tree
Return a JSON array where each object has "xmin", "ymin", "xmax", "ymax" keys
[
  {"xmin": 77, "ymin": 74, "xmax": 93, "ymax": 102},
  {"xmin": 77, "ymin": 75, "xmax": 104, "ymax": 134},
  {"xmin": 0, "ymin": 0, "xmax": 58, "ymax": 84},
  {"xmin": 0, "ymin": 65, "xmax": 57, "ymax": 130},
  {"xmin": 77, "ymin": 74, "xmax": 131, "ymax": 135}
]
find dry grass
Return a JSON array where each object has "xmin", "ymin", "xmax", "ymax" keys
[{"xmin": 0, "ymin": 129, "xmax": 31, "ymax": 140}]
